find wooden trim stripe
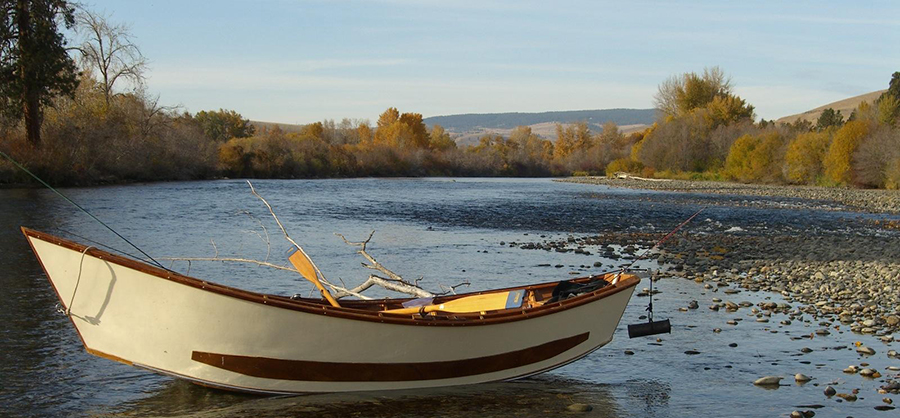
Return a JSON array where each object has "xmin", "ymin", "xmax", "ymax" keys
[
  {"xmin": 21, "ymin": 227, "xmax": 639, "ymax": 327},
  {"xmin": 191, "ymin": 332, "xmax": 589, "ymax": 382}
]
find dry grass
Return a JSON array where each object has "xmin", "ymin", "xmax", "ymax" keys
[{"xmin": 776, "ymin": 90, "xmax": 886, "ymax": 125}]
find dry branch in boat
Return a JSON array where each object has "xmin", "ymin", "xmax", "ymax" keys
[
  {"xmin": 161, "ymin": 181, "xmax": 452, "ymax": 301},
  {"xmin": 334, "ymin": 231, "xmax": 434, "ymax": 298}
]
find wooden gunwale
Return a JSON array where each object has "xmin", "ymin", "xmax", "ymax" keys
[{"xmin": 22, "ymin": 227, "xmax": 640, "ymax": 327}]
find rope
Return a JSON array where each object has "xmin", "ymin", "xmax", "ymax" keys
[
  {"xmin": 1, "ymin": 150, "xmax": 166, "ymax": 269},
  {"xmin": 66, "ymin": 246, "xmax": 92, "ymax": 316}
]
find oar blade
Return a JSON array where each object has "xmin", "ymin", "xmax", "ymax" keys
[
  {"xmin": 384, "ymin": 290, "xmax": 525, "ymax": 315},
  {"xmin": 286, "ymin": 246, "xmax": 317, "ymax": 282}
]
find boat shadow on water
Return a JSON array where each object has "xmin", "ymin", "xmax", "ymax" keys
[{"xmin": 110, "ymin": 376, "xmax": 643, "ymax": 418}]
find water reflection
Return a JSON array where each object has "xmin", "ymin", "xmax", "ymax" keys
[{"xmin": 112, "ymin": 377, "xmax": 625, "ymax": 418}]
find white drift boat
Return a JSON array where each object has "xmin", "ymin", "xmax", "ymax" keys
[{"xmin": 23, "ymin": 227, "xmax": 639, "ymax": 395}]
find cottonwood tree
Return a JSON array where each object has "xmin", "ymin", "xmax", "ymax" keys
[
  {"xmin": 655, "ymin": 67, "xmax": 732, "ymax": 117},
  {"xmin": 74, "ymin": 8, "xmax": 147, "ymax": 109},
  {"xmin": 0, "ymin": 0, "xmax": 79, "ymax": 146},
  {"xmin": 193, "ymin": 109, "xmax": 255, "ymax": 141}
]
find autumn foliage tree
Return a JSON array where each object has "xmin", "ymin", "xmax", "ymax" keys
[
  {"xmin": 724, "ymin": 132, "xmax": 784, "ymax": 182},
  {"xmin": 783, "ymin": 131, "xmax": 830, "ymax": 184},
  {"xmin": 823, "ymin": 120, "xmax": 869, "ymax": 185},
  {"xmin": 193, "ymin": 109, "xmax": 255, "ymax": 142}
]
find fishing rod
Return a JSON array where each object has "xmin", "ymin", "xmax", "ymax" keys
[
  {"xmin": 616, "ymin": 206, "xmax": 705, "ymax": 338},
  {"xmin": 1, "ymin": 150, "xmax": 167, "ymax": 270},
  {"xmin": 614, "ymin": 206, "xmax": 706, "ymax": 282}
]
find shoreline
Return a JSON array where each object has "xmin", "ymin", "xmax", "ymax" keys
[
  {"xmin": 558, "ymin": 176, "xmax": 900, "ymax": 215},
  {"xmin": 536, "ymin": 176, "xmax": 900, "ymax": 406}
]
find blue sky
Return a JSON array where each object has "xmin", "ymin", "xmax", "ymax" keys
[{"xmin": 82, "ymin": 0, "xmax": 900, "ymax": 124}]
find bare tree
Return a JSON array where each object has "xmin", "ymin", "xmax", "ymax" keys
[{"xmin": 74, "ymin": 8, "xmax": 147, "ymax": 108}]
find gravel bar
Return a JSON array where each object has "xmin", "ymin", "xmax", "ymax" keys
[{"xmin": 558, "ymin": 177, "xmax": 900, "ymax": 214}]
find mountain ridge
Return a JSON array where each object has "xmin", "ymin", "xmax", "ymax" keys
[{"xmin": 423, "ymin": 108, "xmax": 657, "ymax": 132}]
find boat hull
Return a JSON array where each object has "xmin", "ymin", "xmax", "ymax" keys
[{"xmin": 24, "ymin": 228, "xmax": 638, "ymax": 394}]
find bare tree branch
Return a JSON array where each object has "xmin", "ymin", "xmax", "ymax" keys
[
  {"xmin": 73, "ymin": 8, "xmax": 148, "ymax": 108},
  {"xmin": 436, "ymin": 280, "xmax": 471, "ymax": 295},
  {"xmin": 335, "ymin": 231, "xmax": 421, "ymax": 286},
  {"xmin": 161, "ymin": 182, "xmax": 451, "ymax": 302}
]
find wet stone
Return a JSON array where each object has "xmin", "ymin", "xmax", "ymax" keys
[{"xmin": 566, "ymin": 403, "xmax": 593, "ymax": 412}]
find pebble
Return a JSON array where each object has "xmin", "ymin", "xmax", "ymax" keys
[
  {"xmin": 824, "ymin": 386, "xmax": 836, "ymax": 396},
  {"xmin": 800, "ymin": 347, "xmax": 813, "ymax": 353}
]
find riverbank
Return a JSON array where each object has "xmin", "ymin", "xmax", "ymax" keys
[
  {"xmin": 559, "ymin": 177, "xmax": 900, "ymax": 214},
  {"xmin": 536, "ymin": 177, "xmax": 900, "ymax": 412},
  {"xmin": 553, "ymin": 175, "xmax": 899, "ymax": 342}
]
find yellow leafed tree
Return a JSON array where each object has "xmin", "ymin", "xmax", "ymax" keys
[
  {"xmin": 823, "ymin": 120, "xmax": 869, "ymax": 185},
  {"xmin": 783, "ymin": 131, "xmax": 831, "ymax": 184}
]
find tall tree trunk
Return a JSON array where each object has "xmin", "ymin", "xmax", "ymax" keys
[{"xmin": 16, "ymin": 0, "xmax": 42, "ymax": 147}]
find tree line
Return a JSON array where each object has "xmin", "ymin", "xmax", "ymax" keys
[
  {"xmin": 628, "ymin": 68, "xmax": 900, "ymax": 189},
  {"xmin": 1, "ymin": 2, "xmax": 898, "ymax": 189}
]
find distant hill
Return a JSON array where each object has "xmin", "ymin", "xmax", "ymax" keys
[
  {"xmin": 776, "ymin": 90, "xmax": 886, "ymax": 125},
  {"xmin": 249, "ymin": 108, "xmax": 657, "ymax": 146},
  {"xmin": 424, "ymin": 108, "xmax": 656, "ymax": 132}
]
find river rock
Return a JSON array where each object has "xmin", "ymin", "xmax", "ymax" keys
[
  {"xmin": 566, "ymin": 403, "xmax": 593, "ymax": 412},
  {"xmin": 857, "ymin": 346, "xmax": 876, "ymax": 355},
  {"xmin": 824, "ymin": 386, "xmax": 836, "ymax": 396},
  {"xmin": 795, "ymin": 373, "xmax": 811, "ymax": 382},
  {"xmin": 860, "ymin": 368, "xmax": 878, "ymax": 377},
  {"xmin": 835, "ymin": 393, "xmax": 857, "ymax": 401},
  {"xmin": 754, "ymin": 376, "xmax": 782, "ymax": 386}
]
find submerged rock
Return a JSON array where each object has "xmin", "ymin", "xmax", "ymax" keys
[
  {"xmin": 835, "ymin": 393, "xmax": 857, "ymax": 402},
  {"xmin": 566, "ymin": 403, "xmax": 593, "ymax": 412},
  {"xmin": 795, "ymin": 373, "xmax": 812, "ymax": 383},
  {"xmin": 754, "ymin": 376, "xmax": 782, "ymax": 386},
  {"xmin": 857, "ymin": 346, "xmax": 876, "ymax": 355}
]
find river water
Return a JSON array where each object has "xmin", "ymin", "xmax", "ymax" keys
[{"xmin": 1, "ymin": 178, "xmax": 897, "ymax": 417}]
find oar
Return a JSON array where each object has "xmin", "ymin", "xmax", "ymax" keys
[
  {"xmin": 287, "ymin": 246, "xmax": 340, "ymax": 307},
  {"xmin": 384, "ymin": 289, "xmax": 525, "ymax": 315}
]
